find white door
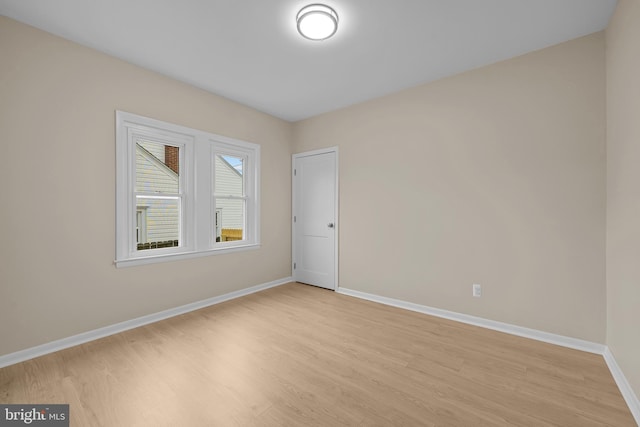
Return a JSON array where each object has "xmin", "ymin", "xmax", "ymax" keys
[{"xmin": 293, "ymin": 149, "xmax": 338, "ymax": 290}]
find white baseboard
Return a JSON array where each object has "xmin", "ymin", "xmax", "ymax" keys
[
  {"xmin": 337, "ymin": 287, "xmax": 605, "ymax": 354},
  {"xmin": 604, "ymin": 348, "xmax": 640, "ymax": 425},
  {"xmin": 337, "ymin": 287, "xmax": 640, "ymax": 425},
  {"xmin": 0, "ymin": 277, "xmax": 292, "ymax": 369},
  {"xmin": 3, "ymin": 280, "xmax": 638, "ymax": 426}
]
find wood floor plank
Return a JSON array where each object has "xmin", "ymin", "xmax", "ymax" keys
[{"xmin": 0, "ymin": 282, "xmax": 635, "ymax": 426}]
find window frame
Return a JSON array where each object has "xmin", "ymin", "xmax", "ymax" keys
[
  {"xmin": 115, "ymin": 111, "xmax": 260, "ymax": 268},
  {"xmin": 212, "ymin": 142, "xmax": 257, "ymax": 248},
  {"xmin": 134, "ymin": 138, "xmax": 188, "ymax": 254}
]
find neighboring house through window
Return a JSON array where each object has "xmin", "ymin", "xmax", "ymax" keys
[
  {"xmin": 215, "ymin": 154, "xmax": 245, "ymax": 242},
  {"xmin": 115, "ymin": 111, "xmax": 260, "ymax": 267},
  {"xmin": 135, "ymin": 141, "xmax": 180, "ymax": 250}
]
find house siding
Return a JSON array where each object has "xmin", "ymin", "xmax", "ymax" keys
[
  {"xmin": 135, "ymin": 145, "xmax": 180, "ymax": 243},
  {"xmin": 138, "ymin": 140, "xmax": 165, "ymax": 163},
  {"xmin": 215, "ymin": 155, "xmax": 244, "ymax": 231}
]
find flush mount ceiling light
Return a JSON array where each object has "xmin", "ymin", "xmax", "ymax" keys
[{"xmin": 296, "ymin": 4, "xmax": 339, "ymax": 41}]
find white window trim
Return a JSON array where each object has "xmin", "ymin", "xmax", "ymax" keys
[{"xmin": 115, "ymin": 111, "xmax": 260, "ymax": 268}]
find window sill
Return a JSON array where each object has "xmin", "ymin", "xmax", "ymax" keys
[{"xmin": 114, "ymin": 243, "xmax": 261, "ymax": 268}]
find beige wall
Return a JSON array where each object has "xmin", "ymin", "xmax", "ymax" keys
[
  {"xmin": 0, "ymin": 17, "xmax": 292, "ymax": 356},
  {"xmin": 0, "ymin": 15, "xmax": 618, "ymax": 360},
  {"xmin": 606, "ymin": 0, "xmax": 640, "ymax": 401},
  {"xmin": 294, "ymin": 33, "xmax": 607, "ymax": 342}
]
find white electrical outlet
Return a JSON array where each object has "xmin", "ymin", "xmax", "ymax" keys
[{"xmin": 473, "ymin": 283, "xmax": 482, "ymax": 297}]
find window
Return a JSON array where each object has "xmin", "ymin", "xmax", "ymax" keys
[
  {"xmin": 136, "ymin": 141, "xmax": 181, "ymax": 250},
  {"xmin": 215, "ymin": 154, "xmax": 247, "ymax": 243},
  {"xmin": 116, "ymin": 111, "xmax": 260, "ymax": 267}
]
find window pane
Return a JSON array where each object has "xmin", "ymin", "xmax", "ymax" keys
[
  {"xmin": 215, "ymin": 198, "xmax": 244, "ymax": 241},
  {"xmin": 215, "ymin": 155, "xmax": 243, "ymax": 197},
  {"xmin": 136, "ymin": 140, "xmax": 180, "ymax": 193},
  {"xmin": 136, "ymin": 196, "xmax": 180, "ymax": 250}
]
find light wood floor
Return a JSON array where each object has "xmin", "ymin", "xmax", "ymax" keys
[{"xmin": 0, "ymin": 282, "xmax": 635, "ymax": 426}]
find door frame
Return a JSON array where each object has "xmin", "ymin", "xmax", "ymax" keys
[{"xmin": 292, "ymin": 147, "xmax": 339, "ymax": 290}]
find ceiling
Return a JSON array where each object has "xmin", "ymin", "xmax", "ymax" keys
[{"xmin": 0, "ymin": 0, "xmax": 617, "ymax": 122}]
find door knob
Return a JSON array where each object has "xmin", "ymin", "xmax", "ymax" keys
[{"xmin": 328, "ymin": 223, "xmax": 334, "ymax": 228}]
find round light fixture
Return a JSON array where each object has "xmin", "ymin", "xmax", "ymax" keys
[{"xmin": 296, "ymin": 4, "xmax": 339, "ymax": 41}]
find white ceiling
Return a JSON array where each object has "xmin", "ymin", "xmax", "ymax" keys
[{"xmin": 0, "ymin": 0, "xmax": 617, "ymax": 122}]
